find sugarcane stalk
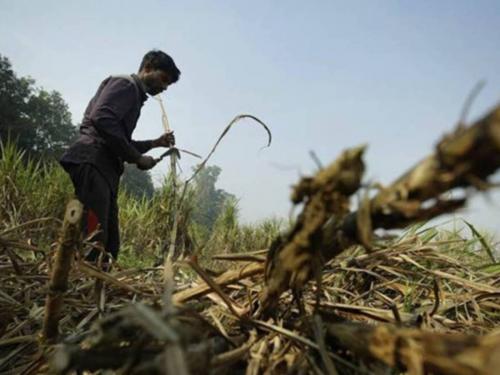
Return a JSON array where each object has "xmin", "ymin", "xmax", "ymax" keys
[
  {"xmin": 324, "ymin": 321, "xmax": 500, "ymax": 375},
  {"xmin": 166, "ymin": 151, "xmax": 179, "ymax": 262},
  {"xmin": 262, "ymin": 104, "xmax": 500, "ymax": 310},
  {"xmin": 41, "ymin": 199, "xmax": 83, "ymax": 343},
  {"xmin": 155, "ymin": 96, "xmax": 181, "ymax": 262}
]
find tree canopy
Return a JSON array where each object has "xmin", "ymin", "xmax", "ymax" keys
[
  {"xmin": 191, "ymin": 165, "xmax": 237, "ymax": 230},
  {"xmin": 0, "ymin": 54, "xmax": 77, "ymax": 159}
]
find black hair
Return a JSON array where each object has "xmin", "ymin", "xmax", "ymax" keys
[{"xmin": 139, "ymin": 50, "xmax": 181, "ymax": 83}]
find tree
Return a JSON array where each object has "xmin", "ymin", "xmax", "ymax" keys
[
  {"xmin": 0, "ymin": 56, "xmax": 33, "ymax": 145},
  {"xmin": 120, "ymin": 163, "xmax": 155, "ymax": 200},
  {"xmin": 0, "ymin": 54, "xmax": 76, "ymax": 159},
  {"xmin": 191, "ymin": 165, "xmax": 236, "ymax": 230},
  {"xmin": 26, "ymin": 89, "xmax": 76, "ymax": 158}
]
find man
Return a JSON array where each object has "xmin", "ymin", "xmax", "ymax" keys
[{"xmin": 60, "ymin": 50, "xmax": 180, "ymax": 262}]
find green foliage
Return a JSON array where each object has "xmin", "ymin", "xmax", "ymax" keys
[
  {"xmin": 0, "ymin": 54, "xmax": 77, "ymax": 159},
  {"xmin": 200, "ymin": 205, "xmax": 284, "ymax": 269},
  {"xmin": 0, "ymin": 142, "xmax": 283, "ymax": 269},
  {"xmin": 401, "ymin": 221, "xmax": 496, "ymax": 267},
  {"xmin": 0, "ymin": 141, "xmax": 74, "ymax": 243},
  {"xmin": 0, "ymin": 141, "xmax": 194, "ymax": 265},
  {"xmin": 120, "ymin": 163, "xmax": 155, "ymax": 200},
  {"xmin": 191, "ymin": 165, "xmax": 236, "ymax": 231},
  {"xmin": 118, "ymin": 174, "xmax": 198, "ymax": 264},
  {"xmin": 463, "ymin": 220, "xmax": 497, "ymax": 263}
]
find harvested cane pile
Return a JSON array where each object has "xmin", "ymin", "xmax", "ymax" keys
[
  {"xmin": 1, "ymin": 226, "xmax": 499, "ymax": 374},
  {"xmin": 1, "ymin": 103, "xmax": 500, "ymax": 374}
]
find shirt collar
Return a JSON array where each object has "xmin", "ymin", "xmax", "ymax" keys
[{"xmin": 131, "ymin": 74, "xmax": 148, "ymax": 102}]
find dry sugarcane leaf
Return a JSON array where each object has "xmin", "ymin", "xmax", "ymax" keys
[{"xmin": 187, "ymin": 114, "xmax": 272, "ymax": 184}]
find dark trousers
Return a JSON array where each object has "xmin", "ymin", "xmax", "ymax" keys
[{"xmin": 64, "ymin": 163, "xmax": 120, "ymax": 261}]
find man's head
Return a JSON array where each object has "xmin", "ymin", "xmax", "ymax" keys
[{"xmin": 138, "ymin": 50, "xmax": 181, "ymax": 96}]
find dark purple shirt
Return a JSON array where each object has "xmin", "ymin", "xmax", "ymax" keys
[{"xmin": 60, "ymin": 74, "xmax": 151, "ymax": 195}]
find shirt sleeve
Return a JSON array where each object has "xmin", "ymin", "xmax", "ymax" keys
[
  {"xmin": 131, "ymin": 139, "xmax": 154, "ymax": 154},
  {"xmin": 89, "ymin": 78, "xmax": 142, "ymax": 162}
]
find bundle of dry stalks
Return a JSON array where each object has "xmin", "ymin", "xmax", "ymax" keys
[{"xmin": 1, "ymin": 230, "xmax": 499, "ymax": 374}]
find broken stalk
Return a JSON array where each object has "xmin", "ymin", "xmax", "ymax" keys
[{"xmin": 155, "ymin": 96, "xmax": 180, "ymax": 262}]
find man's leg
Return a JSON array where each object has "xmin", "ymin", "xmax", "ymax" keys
[{"xmin": 66, "ymin": 163, "xmax": 112, "ymax": 261}]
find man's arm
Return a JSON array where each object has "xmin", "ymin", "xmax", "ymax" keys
[
  {"xmin": 131, "ymin": 132, "xmax": 176, "ymax": 154},
  {"xmin": 131, "ymin": 140, "xmax": 154, "ymax": 154}
]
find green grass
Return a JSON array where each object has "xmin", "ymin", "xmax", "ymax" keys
[
  {"xmin": 0, "ymin": 141, "xmax": 286, "ymax": 269},
  {"xmin": 0, "ymin": 141, "xmax": 73, "ymax": 244}
]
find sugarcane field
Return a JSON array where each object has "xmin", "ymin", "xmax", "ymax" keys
[{"xmin": 1, "ymin": 2, "xmax": 500, "ymax": 375}]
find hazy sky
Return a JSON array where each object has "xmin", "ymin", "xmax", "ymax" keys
[{"xmin": 1, "ymin": 0, "xmax": 499, "ymax": 233}]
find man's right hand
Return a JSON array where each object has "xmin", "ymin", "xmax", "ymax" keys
[{"xmin": 136, "ymin": 155, "xmax": 157, "ymax": 170}]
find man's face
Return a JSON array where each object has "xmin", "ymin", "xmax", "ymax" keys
[{"xmin": 142, "ymin": 68, "xmax": 171, "ymax": 96}]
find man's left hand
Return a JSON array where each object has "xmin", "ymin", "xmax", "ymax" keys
[{"xmin": 153, "ymin": 131, "xmax": 175, "ymax": 148}]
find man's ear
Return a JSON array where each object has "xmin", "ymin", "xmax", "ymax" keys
[{"xmin": 141, "ymin": 63, "xmax": 153, "ymax": 73}]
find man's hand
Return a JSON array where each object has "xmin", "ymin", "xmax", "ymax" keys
[
  {"xmin": 136, "ymin": 155, "xmax": 157, "ymax": 170},
  {"xmin": 152, "ymin": 131, "xmax": 175, "ymax": 148}
]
